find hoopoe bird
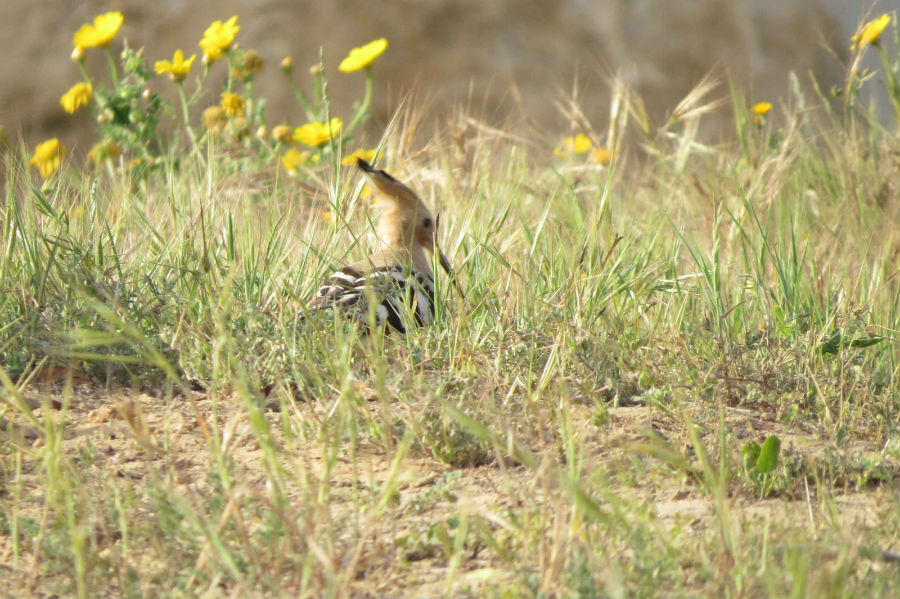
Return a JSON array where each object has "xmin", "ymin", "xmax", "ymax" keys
[{"xmin": 307, "ymin": 158, "xmax": 453, "ymax": 332}]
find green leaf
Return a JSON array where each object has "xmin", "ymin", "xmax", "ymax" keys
[
  {"xmin": 741, "ymin": 441, "xmax": 761, "ymax": 471},
  {"xmin": 848, "ymin": 336, "xmax": 884, "ymax": 348},
  {"xmin": 818, "ymin": 329, "xmax": 842, "ymax": 354},
  {"xmin": 819, "ymin": 328, "xmax": 885, "ymax": 354},
  {"xmin": 756, "ymin": 435, "xmax": 781, "ymax": 474}
]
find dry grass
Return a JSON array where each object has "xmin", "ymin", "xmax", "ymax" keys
[{"xmin": 2, "ymin": 26, "xmax": 900, "ymax": 596}]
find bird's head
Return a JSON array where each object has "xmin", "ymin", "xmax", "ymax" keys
[{"xmin": 357, "ymin": 158, "xmax": 453, "ymax": 276}]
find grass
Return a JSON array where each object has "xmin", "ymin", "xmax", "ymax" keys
[{"xmin": 1, "ymin": 30, "xmax": 900, "ymax": 597}]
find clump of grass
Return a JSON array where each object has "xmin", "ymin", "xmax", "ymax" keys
[{"xmin": 1, "ymin": 8, "xmax": 900, "ymax": 599}]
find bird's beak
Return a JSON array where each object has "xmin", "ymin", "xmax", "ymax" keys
[
  {"xmin": 436, "ymin": 241, "xmax": 464, "ymax": 298},
  {"xmin": 433, "ymin": 227, "xmax": 452, "ymax": 276},
  {"xmin": 437, "ymin": 245, "xmax": 453, "ymax": 277},
  {"xmin": 433, "ymin": 213, "xmax": 451, "ymax": 275}
]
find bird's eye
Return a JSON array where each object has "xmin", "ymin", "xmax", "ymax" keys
[{"xmin": 423, "ymin": 217, "xmax": 433, "ymax": 228}]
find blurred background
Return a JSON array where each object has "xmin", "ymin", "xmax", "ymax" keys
[{"xmin": 0, "ymin": 0, "xmax": 890, "ymax": 151}]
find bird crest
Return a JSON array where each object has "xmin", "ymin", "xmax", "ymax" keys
[{"xmin": 305, "ymin": 159, "xmax": 455, "ymax": 332}]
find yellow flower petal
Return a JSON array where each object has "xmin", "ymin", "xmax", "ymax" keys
[
  {"xmin": 60, "ymin": 82, "xmax": 92, "ymax": 114},
  {"xmin": 751, "ymin": 102, "xmax": 772, "ymax": 116},
  {"xmin": 199, "ymin": 16, "xmax": 239, "ymax": 63},
  {"xmin": 341, "ymin": 149, "xmax": 377, "ymax": 165},
  {"xmin": 593, "ymin": 147, "xmax": 612, "ymax": 165},
  {"xmin": 30, "ymin": 138, "xmax": 65, "ymax": 179},
  {"xmin": 553, "ymin": 134, "xmax": 592, "ymax": 156},
  {"xmin": 851, "ymin": 13, "xmax": 890, "ymax": 50},
  {"xmin": 281, "ymin": 148, "xmax": 309, "ymax": 173},
  {"xmin": 73, "ymin": 12, "xmax": 123, "ymax": 49},
  {"xmin": 293, "ymin": 118, "xmax": 343, "ymax": 147},
  {"xmin": 338, "ymin": 38, "xmax": 388, "ymax": 73},
  {"xmin": 220, "ymin": 92, "xmax": 246, "ymax": 117},
  {"xmin": 154, "ymin": 49, "xmax": 196, "ymax": 82}
]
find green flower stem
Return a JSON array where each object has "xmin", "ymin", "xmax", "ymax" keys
[
  {"xmin": 311, "ymin": 64, "xmax": 325, "ymax": 118},
  {"xmin": 317, "ymin": 54, "xmax": 342, "ymax": 210},
  {"xmin": 224, "ymin": 52, "xmax": 235, "ymax": 92},
  {"xmin": 103, "ymin": 47, "xmax": 119, "ymax": 87},
  {"xmin": 343, "ymin": 67, "xmax": 374, "ymax": 136},
  {"xmin": 75, "ymin": 60, "xmax": 92, "ymax": 86},
  {"xmin": 286, "ymin": 75, "xmax": 315, "ymax": 121},
  {"xmin": 187, "ymin": 73, "xmax": 207, "ymax": 106},
  {"xmin": 177, "ymin": 82, "xmax": 200, "ymax": 154},
  {"xmin": 244, "ymin": 80, "xmax": 256, "ymax": 127}
]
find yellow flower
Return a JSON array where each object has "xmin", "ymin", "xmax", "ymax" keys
[
  {"xmin": 338, "ymin": 38, "xmax": 388, "ymax": 73},
  {"xmin": 293, "ymin": 118, "xmax": 343, "ymax": 147},
  {"xmin": 73, "ymin": 12, "xmax": 124, "ymax": 49},
  {"xmin": 271, "ymin": 125, "xmax": 293, "ymax": 144},
  {"xmin": 154, "ymin": 50, "xmax": 196, "ymax": 82},
  {"xmin": 30, "ymin": 138, "xmax": 65, "ymax": 179},
  {"xmin": 553, "ymin": 134, "xmax": 592, "ymax": 156},
  {"xmin": 60, "ymin": 82, "xmax": 92, "ymax": 114},
  {"xmin": 220, "ymin": 92, "xmax": 246, "ymax": 116},
  {"xmin": 203, "ymin": 106, "xmax": 227, "ymax": 131},
  {"xmin": 851, "ymin": 13, "xmax": 890, "ymax": 51},
  {"xmin": 88, "ymin": 139, "xmax": 122, "ymax": 165},
  {"xmin": 593, "ymin": 147, "xmax": 612, "ymax": 165},
  {"xmin": 341, "ymin": 149, "xmax": 377, "ymax": 165},
  {"xmin": 281, "ymin": 148, "xmax": 309, "ymax": 173},
  {"xmin": 280, "ymin": 56, "xmax": 293, "ymax": 72},
  {"xmin": 199, "ymin": 16, "xmax": 239, "ymax": 63},
  {"xmin": 751, "ymin": 102, "xmax": 772, "ymax": 116}
]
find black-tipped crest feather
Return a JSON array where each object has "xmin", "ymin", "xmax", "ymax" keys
[{"xmin": 356, "ymin": 158, "xmax": 399, "ymax": 182}]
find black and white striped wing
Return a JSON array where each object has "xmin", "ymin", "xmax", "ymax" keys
[{"xmin": 310, "ymin": 265, "xmax": 435, "ymax": 332}]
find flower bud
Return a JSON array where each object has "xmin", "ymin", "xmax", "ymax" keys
[
  {"xmin": 271, "ymin": 125, "xmax": 293, "ymax": 143},
  {"xmin": 243, "ymin": 50, "xmax": 264, "ymax": 75},
  {"xmin": 203, "ymin": 106, "xmax": 227, "ymax": 131}
]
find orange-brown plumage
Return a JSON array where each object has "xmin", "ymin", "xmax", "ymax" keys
[{"xmin": 307, "ymin": 159, "xmax": 453, "ymax": 332}]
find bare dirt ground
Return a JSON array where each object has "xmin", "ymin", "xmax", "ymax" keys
[{"xmin": 2, "ymin": 378, "xmax": 898, "ymax": 597}]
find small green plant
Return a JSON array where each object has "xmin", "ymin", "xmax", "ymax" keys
[{"xmin": 742, "ymin": 435, "xmax": 782, "ymax": 496}]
